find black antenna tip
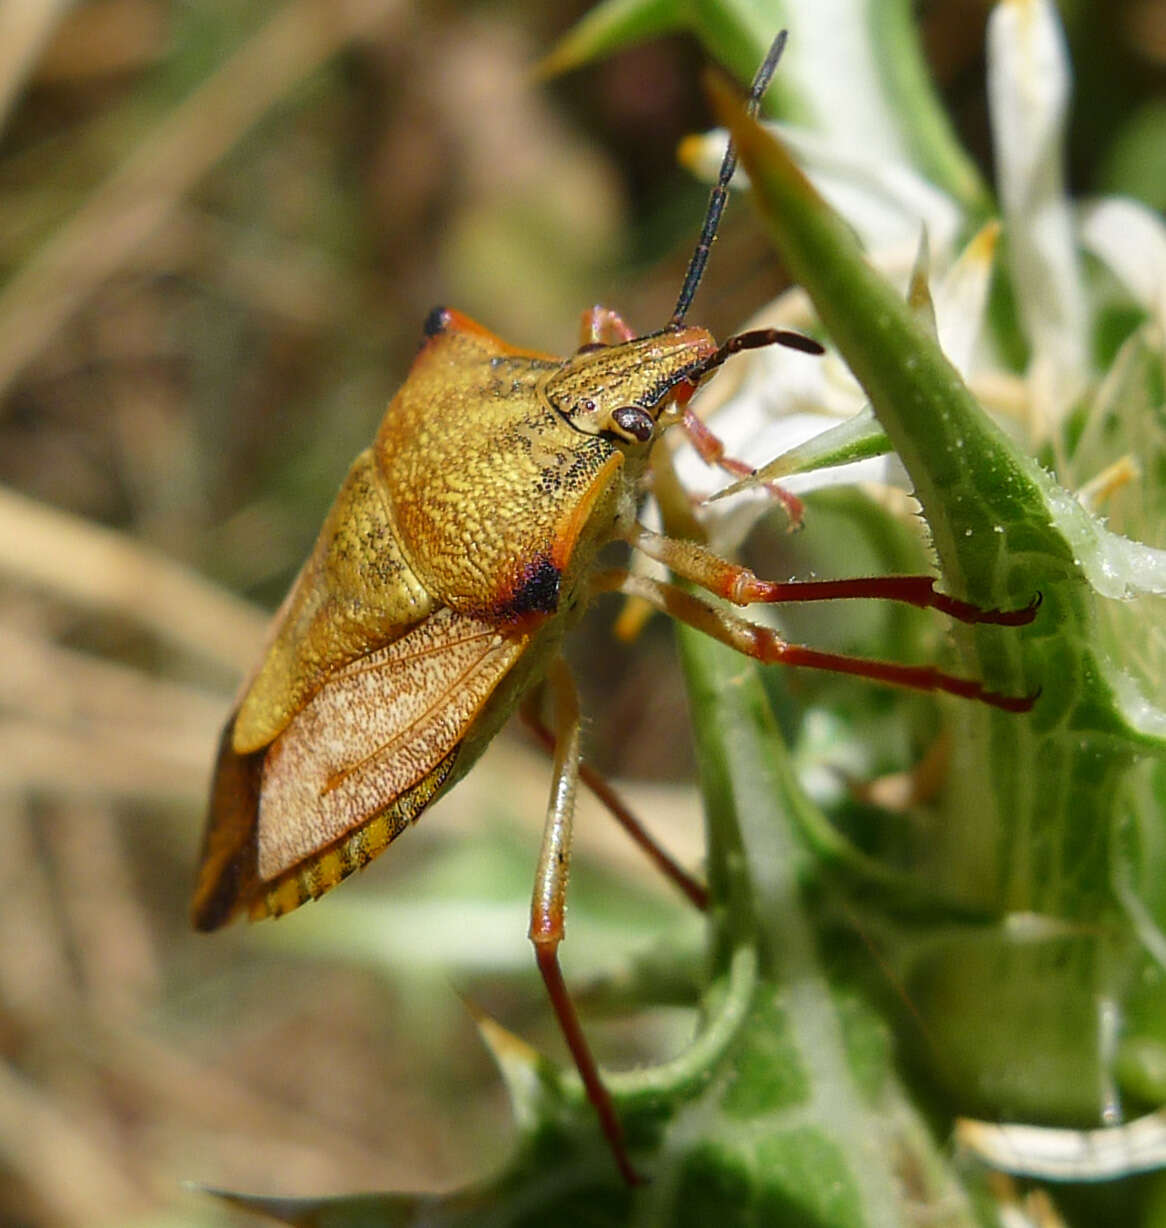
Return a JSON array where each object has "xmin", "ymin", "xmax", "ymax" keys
[{"xmin": 670, "ymin": 30, "xmax": 789, "ymax": 327}]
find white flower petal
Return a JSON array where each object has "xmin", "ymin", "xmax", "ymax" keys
[
  {"xmin": 957, "ymin": 1111, "xmax": 1166, "ymax": 1181},
  {"xmin": 932, "ymin": 222, "xmax": 1000, "ymax": 374},
  {"xmin": 680, "ymin": 123, "xmax": 964, "ymax": 257},
  {"xmin": 778, "ymin": 0, "xmax": 915, "ymax": 163},
  {"xmin": 987, "ymin": 0, "xmax": 1088, "ymax": 415},
  {"xmin": 675, "ymin": 346, "xmax": 903, "ymax": 550},
  {"xmin": 1079, "ymin": 196, "xmax": 1166, "ymax": 330}
]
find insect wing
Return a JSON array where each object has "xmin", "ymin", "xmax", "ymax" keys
[
  {"xmin": 194, "ymin": 607, "xmax": 528, "ymax": 927},
  {"xmin": 232, "ymin": 446, "xmax": 437, "ymax": 757},
  {"xmin": 259, "ymin": 606, "xmax": 526, "ymax": 877}
]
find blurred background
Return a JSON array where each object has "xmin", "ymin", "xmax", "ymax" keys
[{"xmin": 0, "ymin": 1, "xmax": 1162, "ymax": 1225}]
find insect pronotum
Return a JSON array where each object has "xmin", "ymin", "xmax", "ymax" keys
[{"xmin": 193, "ymin": 32, "xmax": 1038, "ymax": 1186}]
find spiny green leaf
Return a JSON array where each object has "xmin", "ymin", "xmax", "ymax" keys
[
  {"xmin": 867, "ymin": 0, "xmax": 992, "ymax": 216},
  {"xmin": 536, "ymin": 0, "xmax": 680, "ymax": 81},
  {"xmin": 548, "ymin": 0, "xmax": 993, "ymax": 210},
  {"xmin": 707, "ymin": 406, "xmax": 890, "ymax": 497},
  {"xmin": 710, "ymin": 76, "xmax": 1166, "ymax": 1123}
]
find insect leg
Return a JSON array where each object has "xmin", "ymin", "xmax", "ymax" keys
[
  {"xmin": 578, "ymin": 306, "xmax": 636, "ymax": 348},
  {"xmin": 520, "ymin": 701, "xmax": 708, "ymax": 910},
  {"xmin": 624, "ymin": 523, "xmax": 1041, "ymax": 626},
  {"xmin": 679, "ymin": 407, "xmax": 805, "ymax": 527},
  {"xmin": 592, "ymin": 569, "xmax": 1038, "ymax": 712},
  {"xmin": 529, "ymin": 656, "xmax": 642, "ymax": 1186}
]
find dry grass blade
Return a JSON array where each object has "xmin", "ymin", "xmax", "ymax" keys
[
  {"xmin": 0, "ymin": 0, "xmax": 72, "ymax": 137},
  {"xmin": 44, "ymin": 801, "xmax": 161, "ymax": 1019},
  {"xmin": 0, "ymin": 485, "xmax": 266, "ymax": 671},
  {"xmin": 1, "ymin": 717, "xmax": 219, "ymax": 799},
  {"xmin": 0, "ymin": 621, "xmax": 230, "ymax": 736},
  {"xmin": 0, "ymin": 1060, "xmax": 152, "ymax": 1226},
  {"xmin": 0, "ymin": 0, "xmax": 403, "ymax": 405},
  {"xmin": 0, "ymin": 799, "xmax": 76, "ymax": 1025}
]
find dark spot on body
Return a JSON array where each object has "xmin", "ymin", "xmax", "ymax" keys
[
  {"xmin": 422, "ymin": 306, "xmax": 450, "ymax": 339},
  {"xmin": 507, "ymin": 553, "xmax": 561, "ymax": 616}
]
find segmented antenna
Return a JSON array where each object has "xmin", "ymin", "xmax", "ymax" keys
[{"xmin": 671, "ymin": 30, "xmax": 788, "ymax": 326}]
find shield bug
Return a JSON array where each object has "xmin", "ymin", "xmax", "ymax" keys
[{"xmin": 192, "ymin": 33, "xmax": 1038, "ymax": 1186}]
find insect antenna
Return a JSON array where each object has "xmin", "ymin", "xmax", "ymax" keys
[{"xmin": 670, "ymin": 30, "xmax": 788, "ymax": 326}]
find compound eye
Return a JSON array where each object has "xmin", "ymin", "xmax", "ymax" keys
[{"xmin": 611, "ymin": 406, "xmax": 654, "ymax": 444}]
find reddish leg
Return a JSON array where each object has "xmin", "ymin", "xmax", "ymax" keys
[
  {"xmin": 681, "ymin": 407, "xmax": 805, "ymax": 527},
  {"xmin": 624, "ymin": 523, "xmax": 1041, "ymax": 627},
  {"xmin": 521, "ymin": 704, "xmax": 708, "ymax": 911},
  {"xmin": 592, "ymin": 569, "xmax": 1038, "ymax": 713},
  {"xmin": 530, "ymin": 656, "xmax": 642, "ymax": 1186},
  {"xmin": 579, "ymin": 306, "xmax": 636, "ymax": 348}
]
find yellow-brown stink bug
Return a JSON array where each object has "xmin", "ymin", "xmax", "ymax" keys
[{"xmin": 192, "ymin": 34, "xmax": 1037, "ymax": 1186}]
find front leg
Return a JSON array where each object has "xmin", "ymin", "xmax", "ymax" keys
[
  {"xmin": 679, "ymin": 407, "xmax": 805, "ymax": 528},
  {"xmin": 578, "ymin": 306, "xmax": 635, "ymax": 348},
  {"xmin": 592, "ymin": 567, "xmax": 1038, "ymax": 713},
  {"xmin": 623, "ymin": 522, "xmax": 1040, "ymax": 626}
]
